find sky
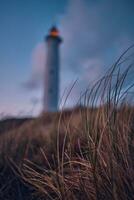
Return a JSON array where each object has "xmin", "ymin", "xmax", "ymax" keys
[{"xmin": 0, "ymin": 0, "xmax": 134, "ymax": 117}]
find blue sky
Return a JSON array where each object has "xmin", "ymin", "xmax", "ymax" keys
[{"xmin": 0, "ymin": 0, "xmax": 134, "ymax": 117}]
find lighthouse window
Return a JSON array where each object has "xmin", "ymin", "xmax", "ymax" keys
[
  {"xmin": 49, "ymin": 89, "xmax": 53, "ymax": 94},
  {"xmin": 50, "ymin": 69, "xmax": 54, "ymax": 74}
]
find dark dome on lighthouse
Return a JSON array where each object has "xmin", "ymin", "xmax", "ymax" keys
[
  {"xmin": 46, "ymin": 26, "xmax": 62, "ymax": 42},
  {"xmin": 49, "ymin": 26, "xmax": 59, "ymax": 37}
]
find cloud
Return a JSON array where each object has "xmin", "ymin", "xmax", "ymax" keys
[
  {"xmin": 26, "ymin": 0, "xmax": 134, "ymax": 107},
  {"xmin": 60, "ymin": 0, "xmax": 134, "ymax": 66},
  {"xmin": 59, "ymin": 0, "xmax": 134, "ymax": 105},
  {"xmin": 24, "ymin": 42, "xmax": 45, "ymax": 90}
]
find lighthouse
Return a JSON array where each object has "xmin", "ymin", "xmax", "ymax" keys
[{"xmin": 44, "ymin": 26, "xmax": 62, "ymax": 112}]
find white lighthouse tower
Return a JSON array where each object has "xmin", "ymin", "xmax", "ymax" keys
[{"xmin": 44, "ymin": 26, "xmax": 62, "ymax": 112}]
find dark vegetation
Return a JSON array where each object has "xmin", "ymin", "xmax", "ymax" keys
[
  {"xmin": 0, "ymin": 118, "xmax": 32, "ymax": 135},
  {"xmin": 0, "ymin": 48, "xmax": 134, "ymax": 200}
]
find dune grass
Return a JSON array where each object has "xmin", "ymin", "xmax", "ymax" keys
[{"xmin": 0, "ymin": 47, "xmax": 134, "ymax": 199}]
